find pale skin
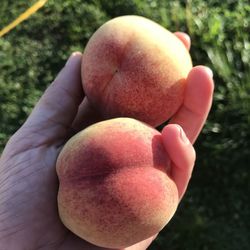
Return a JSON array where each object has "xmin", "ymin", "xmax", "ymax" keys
[{"xmin": 0, "ymin": 33, "xmax": 214, "ymax": 250}]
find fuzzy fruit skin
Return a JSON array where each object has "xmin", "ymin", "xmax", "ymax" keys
[
  {"xmin": 56, "ymin": 118, "xmax": 178, "ymax": 248},
  {"xmin": 82, "ymin": 15, "xmax": 192, "ymax": 127}
]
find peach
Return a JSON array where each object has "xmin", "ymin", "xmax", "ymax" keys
[
  {"xmin": 82, "ymin": 15, "xmax": 192, "ymax": 127},
  {"xmin": 56, "ymin": 118, "xmax": 178, "ymax": 248}
]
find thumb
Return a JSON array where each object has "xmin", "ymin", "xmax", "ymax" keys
[{"xmin": 21, "ymin": 52, "xmax": 84, "ymax": 142}]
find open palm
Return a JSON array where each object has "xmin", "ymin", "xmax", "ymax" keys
[{"xmin": 0, "ymin": 33, "xmax": 213, "ymax": 250}]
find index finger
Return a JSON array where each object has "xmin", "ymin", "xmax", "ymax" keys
[{"xmin": 169, "ymin": 66, "xmax": 214, "ymax": 144}]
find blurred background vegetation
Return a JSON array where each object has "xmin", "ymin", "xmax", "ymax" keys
[{"xmin": 0, "ymin": 0, "xmax": 249, "ymax": 249}]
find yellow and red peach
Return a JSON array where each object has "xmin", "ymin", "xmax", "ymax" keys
[
  {"xmin": 82, "ymin": 15, "xmax": 192, "ymax": 127},
  {"xmin": 56, "ymin": 118, "xmax": 178, "ymax": 248}
]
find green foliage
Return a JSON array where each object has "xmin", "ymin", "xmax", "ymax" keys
[{"xmin": 0, "ymin": 0, "xmax": 249, "ymax": 249}]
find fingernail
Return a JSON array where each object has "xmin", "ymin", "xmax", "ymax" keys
[
  {"xmin": 182, "ymin": 32, "xmax": 191, "ymax": 43},
  {"xmin": 65, "ymin": 52, "xmax": 82, "ymax": 66},
  {"xmin": 178, "ymin": 125, "xmax": 190, "ymax": 144},
  {"xmin": 204, "ymin": 67, "xmax": 213, "ymax": 78}
]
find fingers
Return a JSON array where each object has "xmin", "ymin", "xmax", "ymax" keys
[
  {"xmin": 174, "ymin": 32, "xmax": 191, "ymax": 51},
  {"xmin": 162, "ymin": 124, "xmax": 196, "ymax": 200},
  {"xmin": 169, "ymin": 66, "xmax": 214, "ymax": 144},
  {"xmin": 22, "ymin": 52, "xmax": 84, "ymax": 140}
]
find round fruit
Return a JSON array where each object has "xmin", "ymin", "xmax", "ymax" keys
[
  {"xmin": 56, "ymin": 118, "xmax": 178, "ymax": 248},
  {"xmin": 82, "ymin": 15, "xmax": 192, "ymax": 127}
]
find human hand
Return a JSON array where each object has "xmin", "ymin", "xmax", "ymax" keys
[{"xmin": 0, "ymin": 32, "xmax": 213, "ymax": 250}]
